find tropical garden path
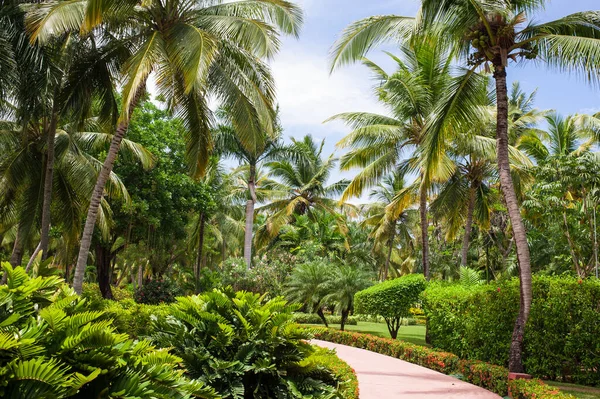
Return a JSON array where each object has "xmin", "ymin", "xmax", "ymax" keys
[{"xmin": 312, "ymin": 340, "xmax": 502, "ymax": 399}]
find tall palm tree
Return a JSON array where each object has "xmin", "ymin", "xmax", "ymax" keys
[
  {"xmin": 215, "ymin": 110, "xmax": 285, "ymax": 268},
  {"xmin": 27, "ymin": 0, "xmax": 303, "ymax": 294},
  {"xmin": 361, "ymin": 172, "xmax": 415, "ymax": 281},
  {"xmin": 255, "ymin": 135, "xmax": 353, "ymax": 248},
  {"xmin": 329, "ymin": 0, "xmax": 600, "ymax": 372},
  {"xmin": 329, "ymin": 40, "xmax": 488, "ymax": 279}
]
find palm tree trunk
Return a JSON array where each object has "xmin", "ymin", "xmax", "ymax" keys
[
  {"xmin": 419, "ymin": 182, "xmax": 430, "ymax": 280},
  {"xmin": 317, "ymin": 307, "xmax": 329, "ymax": 328},
  {"xmin": 243, "ymin": 164, "xmax": 257, "ymax": 268},
  {"xmin": 95, "ymin": 243, "xmax": 114, "ymax": 300},
  {"xmin": 461, "ymin": 186, "xmax": 477, "ymax": 267},
  {"xmin": 340, "ymin": 309, "xmax": 349, "ymax": 332},
  {"xmin": 38, "ymin": 112, "xmax": 59, "ymax": 261},
  {"xmin": 195, "ymin": 212, "xmax": 206, "ymax": 284},
  {"xmin": 9, "ymin": 227, "xmax": 24, "ymax": 268},
  {"xmin": 494, "ymin": 67, "xmax": 532, "ymax": 374},
  {"xmin": 384, "ymin": 228, "xmax": 396, "ymax": 281},
  {"xmin": 72, "ymin": 87, "xmax": 145, "ymax": 295}
]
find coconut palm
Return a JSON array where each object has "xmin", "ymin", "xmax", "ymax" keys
[
  {"xmin": 255, "ymin": 135, "xmax": 353, "ymax": 248},
  {"xmin": 361, "ymin": 172, "xmax": 416, "ymax": 281},
  {"xmin": 214, "ymin": 109, "xmax": 285, "ymax": 267},
  {"xmin": 330, "ymin": 0, "xmax": 600, "ymax": 372},
  {"xmin": 27, "ymin": 0, "xmax": 303, "ymax": 294},
  {"xmin": 285, "ymin": 260, "xmax": 331, "ymax": 326},
  {"xmin": 322, "ymin": 265, "xmax": 372, "ymax": 331},
  {"xmin": 329, "ymin": 40, "xmax": 489, "ymax": 279}
]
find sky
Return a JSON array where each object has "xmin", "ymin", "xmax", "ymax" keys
[{"xmin": 267, "ymin": 0, "xmax": 600, "ymax": 198}]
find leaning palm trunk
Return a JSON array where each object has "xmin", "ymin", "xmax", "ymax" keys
[
  {"xmin": 38, "ymin": 111, "xmax": 59, "ymax": 261},
  {"xmin": 72, "ymin": 88, "xmax": 145, "ymax": 295},
  {"xmin": 419, "ymin": 181, "xmax": 430, "ymax": 280},
  {"xmin": 243, "ymin": 165, "xmax": 257, "ymax": 268},
  {"xmin": 9, "ymin": 228, "xmax": 24, "ymax": 268},
  {"xmin": 494, "ymin": 68, "xmax": 532, "ymax": 373},
  {"xmin": 384, "ymin": 229, "xmax": 396, "ymax": 281},
  {"xmin": 195, "ymin": 212, "xmax": 206, "ymax": 286},
  {"xmin": 461, "ymin": 186, "xmax": 477, "ymax": 267}
]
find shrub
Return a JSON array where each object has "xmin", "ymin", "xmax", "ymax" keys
[
  {"xmin": 302, "ymin": 347, "xmax": 359, "ymax": 399},
  {"xmin": 354, "ymin": 274, "xmax": 426, "ymax": 339},
  {"xmin": 0, "ymin": 263, "xmax": 217, "ymax": 399},
  {"xmin": 509, "ymin": 379, "xmax": 577, "ymax": 399},
  {"xmin": 220, "ymin": 257, "xmax": 293, "ymax": 297},
  {"xmin": 81, "ymin": 282, "xmax": 133, "ymax": 305},
  {"xmin": 421, "ymin": 276, "xmax": 600, "ymax": 385},
  {"xmin": 151, "ymin": 289, "xmax": 346, "ymax": 398},
  {"xmin": 292, "ymin": 312, "xmax": 358, "ymax": 325},
  {"xmin": 134, "ymin": 278, "xmax": 183, "ymax": 304}
]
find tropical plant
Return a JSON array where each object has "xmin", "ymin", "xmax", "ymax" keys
[
  {"xmin": 256, "ymin": 135, "xmax": 352, "ymax": 247},
  {"xmin": 0, "ymin": 263, "xmax": 218, "ymax": 399},
  {"xmin": 329, "ymin": 0, "xmax": 600, "ymax": 373},
  {"xmin": 329, "ymin": 38, "xmax": 489, "ymax": 279},
  {"xmin": 150, "ymin": 288, "xmax": 345, "ymax": 398},
  {"xmin": 322, "ymin": 265, "xmax": 373, "ymax": 331},
  {"xmin": 285, "ymin": 260, "xmax": 331, "ymax": 326},
  {"xmin": 27, "ymin": 0, "xmax": 303, "ymax": 295}
]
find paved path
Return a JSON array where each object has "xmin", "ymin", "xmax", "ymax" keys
[{"xmin": 312, "ymin": 340, "xmax": 502, "ymax": 399}]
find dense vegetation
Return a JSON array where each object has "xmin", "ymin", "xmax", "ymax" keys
[{"xmin": 2, "ymin": 0, "xmax": 600, "ymax": 396}]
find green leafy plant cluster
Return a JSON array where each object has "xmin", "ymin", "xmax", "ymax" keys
[
  {"xmin": 422, "ymin": 276, "xmax": 600, "ymax": 385},
  {"xmin": 134, "ymin": 278, "xmax": 184, "ymax": 304},
  {"xmin": 354, "ymin": 274, "xmax": 426, "ymax": 338},
  {"xmin": 220, "ymin": 257, "xmax": 293, "ymax": 298},
  {"xmin": 300, "ymin": 348, "xmax": 359, "ymax": 399},
  {"xmin": 151, "ymin": 289, "xmax": 346, "ymax": 398},
  {"xmin": 509, "ymin": 379, "xmax": 577, "ymax": 399},
  {"xmin": 292, "ymin": 312, "xmax": 358, "ymax": 325},
  {"xmin": 0, "ymin": 264, "xmax": 217, "ymax": 399}
]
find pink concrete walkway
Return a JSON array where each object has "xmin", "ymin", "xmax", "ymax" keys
[{"xmin": 312, "ymin": 340, "xmax": 502, "ymax": 399}]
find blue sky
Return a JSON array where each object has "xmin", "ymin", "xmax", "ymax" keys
[{"xmin": 268, "ymin": 0, "xmax": 600, "ymax": 197}]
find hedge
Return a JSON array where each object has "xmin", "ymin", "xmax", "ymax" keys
[
  {"xmin": 421, "ymin": 276, "xmax": 600, "ymax": 385},
  {"xmin": 292, "ymin": 312, "xmax": 358, "ymax": 325},
  {"xmin": 509, "ymin": 379, "xmax": 576, "ymax": 399},
  {"xmin": 311, "ymin": 328, "xmax": 578, "ymax": 398},
  {"xmin": 304, "ymin": 347, "xmax": 359, "ymax": 399},
  {"xmin": 354, "ymin": 274, "xmax": 426, "ymax": 338}
]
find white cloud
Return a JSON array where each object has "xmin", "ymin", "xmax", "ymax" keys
[{"xmin": 270, "ymin": 43, "xmax": 387, "ymax": 138}]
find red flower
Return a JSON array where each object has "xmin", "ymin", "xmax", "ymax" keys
[
  {"xmin": 496, "ymin": 287, "xmax": 501, "ymax": 292},
  {"xmin": 578, "ymin": 279, "xmax": 583, "ymax": 284}
]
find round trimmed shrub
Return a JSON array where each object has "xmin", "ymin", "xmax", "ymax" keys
[{"xmin": 354, "ymin": 274, "xmax": 427, "ymax": 339}]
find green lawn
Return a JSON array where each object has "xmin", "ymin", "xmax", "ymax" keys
[
  {"xmin": 309, "ymin": 321, "xmax": 428, "ymax": 346},
  {"xmin": 545, "ymin": 382, "xmax": 600, "ymax": 399}
]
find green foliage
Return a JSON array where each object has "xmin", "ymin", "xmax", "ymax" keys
[
  {"xmin": 81, "ymin": 283, "xmax": 133, "ymax": 303},
  {"xmin": 150, "ymin": 289, "xmax": 345, "ymax": 398},
  {"xmin": 0, "ymin": 263, "xmax": 217, "ymax": 399},
  {"xmin": 291, "ymin": 313, "xmax": 358, "ymax": 326},
  {"xmin": 354, "ymin": 274, "xmax": 426, "ymax": 338},
  {"xmin": 220, "ymin": 256, "xmax": 293, "ymax": 297},
  {"xmin": 422, "ymin": 276, "xmax": 600, "ymax": 385},
  {"xmin": 301, "ymin": 348, "xmax": 359, "ymax": 399},
  {"xmin": 134, "ymin": 279, "xmax": 183, "ymax": 305},
  {"xmin": 509, "ymin": 379, "xmax": 577, "ymax": 399}
]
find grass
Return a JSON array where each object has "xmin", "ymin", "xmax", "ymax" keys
[
  {"xmin": 545, "ymin": 381, "xmax": 600, "ymax": 399},
  {"xmin": 309, "ymin": 321, "xmax": 428, "ymax": 346}
]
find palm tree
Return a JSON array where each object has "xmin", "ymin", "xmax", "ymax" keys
[
  {"xmin": 285, "ymin": 260, "xmax": 331, "ymax": 326},
  {"xmin": 28, "ymin": 0, "xmax": 303, "ymax": 294},
  {"xmin": 256, "ymin": 135, "xmax": 353, "ymax": 247},
  {"xmin": 215, "ymin": 110, "xmax": 285, "ymax": 268},
  {"xmin": 329, "ymin": 0, "xmax": 600, "ymax": 372},
  {"xmin": 329, "ymin": 41, "xmax": 488, "ymax": 279},
  {"xmin": 323, "ymin": 265, "xmax": 372, "ymax": 331},
  {"xmin": 361, "ymin": 172, "xmax": 416, "ymax": 281}
]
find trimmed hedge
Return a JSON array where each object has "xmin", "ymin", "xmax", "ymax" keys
[
  {"xmin": 312, "ymin": 328, "xmax": 574, "ymax": 398},
  {"xmin": 304, "ymin": 347, "xmax": 359, "ymax": 399},
  {"xmin": 422, "ymin": 276, "xmax": 600, "ymax": 385},
  {"xmin": 509, "ymin": 379, "xmax": 576, "ymax": 399},
  {"xmin": 354, "ymin": 274, "xmax": 426, "ymax": 338},
  {"xmin": 292, "ymin": 312, "xmax": 358, "ymax": 325}
]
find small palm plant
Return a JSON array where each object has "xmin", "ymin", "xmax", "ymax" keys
[
  {"xmin": 0, "ymin": 263, "xmax": 218, "ymax": 399},
  {"xmin": 285, "ymin": 260, "xmax": 331, "ymax": 326},
  {"xmin": 323, "ymin": 265, "xmax": 373, "ymax": 331}
]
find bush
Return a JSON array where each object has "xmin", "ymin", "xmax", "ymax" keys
[
  {"xmin": 509, "ymin": 379, "xmax": 577, "ymax": 399},
  {"xmin": 0, "ymin": 264, "xmax": 217, "ymax": 399},
  {"xmin": 220, "ymin": 257, "xmax": 293, "ymax": 297},
  {"xmin": 150, "ymin": 289, "xmax": 346, "ymax": 398},
  {"xmin": 303, "ymin": 347, "xmax": 359, "ymax": 399},
  {"xmin": 422, "ymin": 276, "xmax": 600, "ymax": 385},
  {"xmin": 292, "ymin": 312, "xmax": 358, "ymax": 325},
  {"xmin": 354, "ymin": 274, "xmax": 426, "ymax": 338},
  {"xmin": 134, "ymin": 278, "xmax": 183, "ymax": 304}
]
